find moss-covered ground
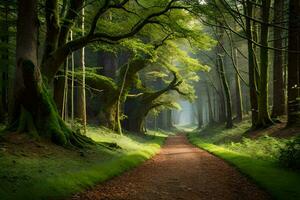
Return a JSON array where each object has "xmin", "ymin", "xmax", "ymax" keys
[
  {"xmin": 188, "ymin": 120, "xmax": 300, "ymax": 200},
  {"xmin": 0, "ymin": 126, "xmax": 167, "ymax": 200}
]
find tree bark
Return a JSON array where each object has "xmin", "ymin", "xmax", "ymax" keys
[
  {"xmin": 206, "ymin": 84, "xmax": 214, "ymax": 125},
  {"xmin": 77, "ymin": 7, "xmax": 87, "ymax": 133},
  {"xmin": 256, "ymin": 0, "xmax": 273, "ymax": 128},
  {"xmin": 9, "ymin": 0, "xmax": 92, "ymax": 147},
  {"xmin": 218, "ymin": 55, "xmax": 233, "ymax": 128},
  {"xmin": 234, "ymin": 49, "xmax": 243, "ymax": 121},
  {"xmin": 245, "ymin": 0, "xmax": 259, "ymax": 128},
  {"xmin": 0, "ymin": 2, "xmax": 9, "ymax": 122},
  {"xmin": 272, "ymin": 0, "xmax": 286, "ymax": 118},
  {"xmin": 287, "ymin": 0, "xmax": 300, "ymax": 127}
]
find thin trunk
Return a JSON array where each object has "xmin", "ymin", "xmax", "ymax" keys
[
  {"xmin": 77, "ymin": 7, "xmax": 87, "ymax": 133},
  {"xmin": 218, "ymin": 55, "xmax": 233, "ymax": 128},
  {"xmin": 287, "ymin": 0, "xmax": 300, "ymax": 127},
  {"xmin": 61, "ymin": 59, "xmax": 69, "ymax": 120},
  {"xmin": 197, "ymin": 96, "xmax": 203, "ymax": 128},
  {"xmin": 70, "ymin": 31, "xmax": 75, "ymax": 125},
  {"xmin": 234, "ymin": 49, "xmax": 243, "ymax": 121},
  {"xmin": 245, "ymin": 0, "xmax": 259, "ymax": 128},
  {"xmin": 206, "ymin": 84, "xmax": 214, "ymax": 125},
  {"xmin": 166, "ymin": 110, "xmax": 173, "ymax": 129},
  {"xmin": 272, "ymin": 0, "xmax": 286, "ymax": 117},
  {"xmin": 115, "ymin": 62, "xmax": 131, "ymax": 134}
]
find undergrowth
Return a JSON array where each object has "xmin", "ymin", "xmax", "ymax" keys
[
  {"xmin": 0, "ymin": 126, "xmax": 167, "ymax": 200},
  {"xmin": 188, "ymin": 120, "xmax": 300, "ymax": 200}
]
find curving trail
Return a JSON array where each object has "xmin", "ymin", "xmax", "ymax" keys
[{"xmin": 71, "ymin": 134, "xmax": 271, "ymax": 200}]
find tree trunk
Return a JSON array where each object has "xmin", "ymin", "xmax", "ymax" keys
[
  {"xmin": 217, "ymin": 73, "xmax": 226, "ymax": 123},
  {"xmin": 0, "ymin": 2, "xmax": 9, "ymax": 122},
  {"xmin": 257, "ymin": 0, "xmax": 273, "ymax": 128},
  {"xmin": 166, "ymin": 110, "xmax": 173, "ymax": 129},
  {"xmin": 77, "ymin": 7, "xmax": 87, "ymax": 133},
  {"xmin": 196, "ymin": 87, "xmax": 203, "ymax": 128},
  {"xmin": 206, "ymin": 84, "xmax": 214, "ymax": 125},
  {"xmin": 234, "ymin": 49, "xmax": 243, "ymax": 121},
  {"xmin": 218, "ymin": 55, "xmax": 233, "ymax": 128},
  {"xmin": 53, "ymin": 72, "xmax": 65, "ymax": 114},
  {"xmin": 9, "ymin": 0, "xmax": 91, "ymax": 147},
  {"xmin": 287, "ymin": 0, "xmax": 300, "ymax": 127},
  {"xmin": 245, "ymin": 0, "xmax": 259, "ymax": 128},
  {"xmin": 272, "ymin": 0, "xmax": 286, "ymax": 118}
]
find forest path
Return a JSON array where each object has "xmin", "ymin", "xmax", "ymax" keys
[{"xmin": 70, "ymin": 134, "xmax": 270, "ymax": 200}]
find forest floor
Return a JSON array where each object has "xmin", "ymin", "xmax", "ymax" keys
[
  {"xmin": 188, "ymin": 120, "xmax": 300, "ymax": 200},
  {"xmin": 70, "ymin": 134, "xmax": 270, "ymax": 200},
  {"xmin": 0, "ymin": 127, "xmax": 166, "ymax": 200}
]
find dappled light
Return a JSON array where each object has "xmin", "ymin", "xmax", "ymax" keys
[{"xmin": 0, "ymin": 0, "xmax": 299, "ymax": 199}]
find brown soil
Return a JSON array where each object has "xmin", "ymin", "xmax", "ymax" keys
[{"xmin": 70, "ymin": 134, "xmax": 271, "ymax": 200}]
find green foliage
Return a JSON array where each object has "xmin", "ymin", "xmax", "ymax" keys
[
  {"xmin": 195, "ymin": 120, "xmax": 288, "ymax": 161},
  {"xmin": 188, "ymin": 125, "xmax": 300, "ymax": 200},
  {"xmin": 279, "ymin": 136, "xmax": 300, "ymax": 170},
  {"xmin": 0, "ymin": 127, "xmax": 167, "ymax": 200},
  {"xmin": 224, "ymin": 136, "xmax": 287, "ymax": 161}
]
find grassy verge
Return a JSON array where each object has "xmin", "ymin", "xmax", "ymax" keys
[
  {"xmin": 187, "ymin": 121, "xmax": 300, "ymax": 200},
  {"xmin": 0, "ymin": 127, "xmax": 167, "ymax": 200}
]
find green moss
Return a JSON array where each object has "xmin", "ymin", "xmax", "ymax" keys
[
  {"xmin": 188, "ymin": 123, "xmax": 300, "ymax": 200},
  {"xmin": 0, "ymin": 128, "xmax": 167, "ymax": 200}
]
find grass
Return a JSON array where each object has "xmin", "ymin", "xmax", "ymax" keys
[
  {"xmin": 0, "ymin": 126, "xmax": 167, "ymax": 200},
  {"xmin": 188, "ymin": 121, "xmax": 300, "ymax": 200}
]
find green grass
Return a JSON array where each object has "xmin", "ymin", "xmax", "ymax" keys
[
  {"xmin": 188, "ymin": 121, "xmax": 300, "ymax": 200},
  {"xmin": 0, "ymin": 127, "xmax": 167, "ymax": 200}
]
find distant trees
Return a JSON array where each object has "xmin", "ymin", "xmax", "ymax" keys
[{"xmin": 194, "ymin": 0, "xmax": 291, "ymax": 130}]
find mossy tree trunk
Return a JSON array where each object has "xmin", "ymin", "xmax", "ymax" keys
[
  {"xmin": 256, "ymin": 0, "xmax": 273, "ymax": 128},
  {"xmin": 217, "ymin": 55, "xmax": 233, "ymax": 128},
  {"xmin": 287, "ymin": 0, "xmax": 300, "ymax": 127},
  {"xmin": 9, "ymin": 0, "xmax": 91, "ymax": 147},
  {"xmin": 244, "ymin": 0, "xmax": 259, "ymax": 128},
  {"xmin": 123, "ymin": 72, "xmax": 182, "ymax": 133}
]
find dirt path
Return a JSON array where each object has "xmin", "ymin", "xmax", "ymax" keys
[{"xmin": 71, "ymin": 134, "xmax": 270, "ymax": 200}]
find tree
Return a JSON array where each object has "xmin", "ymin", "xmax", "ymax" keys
[
  {"xmin": 77, "ymin": 6, "xmax": 87, "ymax": 133},
  {"xmin": 9, "ymin": 0, "xmax": 209, "ymax": 143},
  {"xmin": 217, "ymin": 55, "xmax": 233, "ymax": 128},
  {"xmin": 287, "ymin": 0, "xmax": 300, "ymax": 127},
  {"xmin": 256, "ymin": 0, "xmax": 273, "ymax": 128},
  {"xmin": 234, "ymin": 49, "xmax": 243, "ymax": 121},
  {"xmin": 9, "ymin": 0, "xmax": 91, "ymax": 146},
  {"xmin": 272, "ymin": 0, "xmax": 286, "ymax": 118}
]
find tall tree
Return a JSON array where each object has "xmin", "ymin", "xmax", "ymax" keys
[
  {"xmin": 234, "ymin": 49, "xmax": 243, "ymax": 121},
  {"xmin": 77, "ymin": 6, "xmax": 87, "ymax": 133},
  {"xmin": 218, "ymin": 55, "xmax": 233, "ymax": 128},
  {"xmin": 287, "ymin": 0, "xmax": 300, "ymax": 127},
  {"xmin": 9, "ymin": 0, "xmax": 91, "ymax": 146},
  {"xmin": 244, "ymin": 0, "xmax": 259, "ymax": 128},
  {"xmin": 272, "ymin": 0, "xmax": 286, "ymax": 118},
  {"xmin": 0, "ymin": 0, "xmax": 10, "ymax": 122},
  {"xmin": 257, "ymin": 0, "xmax": 273, "ymax": 127},
  {"xmin": 206, "ymin": 84, "xmax": 214, "ymax": 125}
]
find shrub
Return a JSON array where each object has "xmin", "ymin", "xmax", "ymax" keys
[{"xmin": 279, "ymin": 136, "xmax": 300, "ymax": 170}]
